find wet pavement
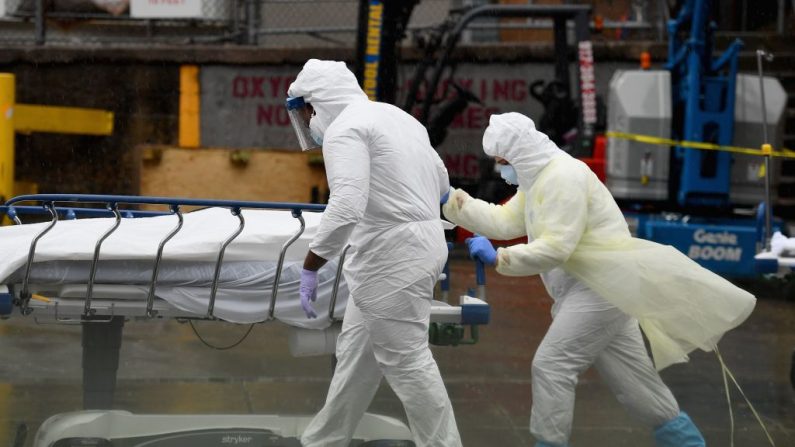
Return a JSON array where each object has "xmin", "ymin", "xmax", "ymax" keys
[{"xmin": 1, "ymin": 258, "xmax": 794, "ymax": 446}]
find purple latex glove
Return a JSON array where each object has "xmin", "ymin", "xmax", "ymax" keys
[
  {"xmin": 466, "ymin": 235, "xmax": 497, "ymax": 266},
  {"xmin": 299, "ymin": 268, "xmax": 318, "ymax": 319}
]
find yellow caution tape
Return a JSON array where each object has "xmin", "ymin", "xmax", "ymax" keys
[
  {"xmin": 605, "ymin": 131, "xmax": 795, "ymax": 159},
  {"xmin": 761, "ymin": 143, "xmax": 773, "ymax": 155}
]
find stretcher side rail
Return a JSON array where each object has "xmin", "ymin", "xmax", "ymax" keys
[
  {"xmin": 146, "ymin": 205, "xmax": 183, "ymax": 318},
  {"xmin": 2, "ymin": 194, "xmax": 489, "ymax": 331},
  {"xmin": 84, "ymin": 204, "xmax": 122, "ymax": 316},
  {"xmin": 2, "ymin": 195, "xmax": 492, "ymax": 412},
  {"xmin": 1, "ymin": 205, "xmax": 170, "ymax": 222},
  {"xmin": 3, "ymin": 194, "xmax": 326, "ymax": 322},
  {"xmin": 328, "ymin": 244, "xmax": 351, "ymax": 322}
]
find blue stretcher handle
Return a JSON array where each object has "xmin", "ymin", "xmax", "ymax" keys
[
  {"xmin": 441, "ymin": 242, "xmax": 453, "ymax": 292},
  {"xmin": 0, "ymin": 205, "xmax": 167, "ymax": 219},
  {"xmin": 756, "ymin": 202, "xmax": 767, "ymax": 244},
  {"xmin": 755, "ymin": 258, "xmax": 779, "ymax": 274},
  {"xmin": 475, "ymin": 258, "xmax": 486, "ymax": 286},
  {"xmin": 461, "ymin": 302, "xmax": 490, "ymax": 325},
  {"xmin": 3, "ymin": 206, "xmax": 17, "ymax": 221}
]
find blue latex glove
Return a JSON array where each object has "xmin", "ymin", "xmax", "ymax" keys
[
  {"xmin": 299, "ymin": 268, "xmax": 318, "ymax": 319},
  {"xmin": 440, "ymin": 189, "xmax": 451, "ymax": 205},
  {"xmin": 466, "ymin": 235, "xmax": 497, "ymax": 266}
]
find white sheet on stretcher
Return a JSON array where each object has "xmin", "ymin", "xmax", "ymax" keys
[
  {"xmin": 6, "ymin": 259, "xmax": 347, "ymax": 328},
  {"xmin": 1, "ymin": 207, "xmax": 322, "ymax": 274},
  {"xmin": 0, "ymin": 208, "xmax": 346, "ymax": 327}
]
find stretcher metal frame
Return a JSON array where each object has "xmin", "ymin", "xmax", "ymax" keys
[
  {"xmin": 3, "ymin": 194, "xmax": 329, "ymax": 323},
  {"xmin": 1, "ymin": 193, "xmax": 490, "ymax": 409}
]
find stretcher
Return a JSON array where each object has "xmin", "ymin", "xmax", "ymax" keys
[
  {"xmin": 32, "ymin": 411, "xmax": 415, "ymax": 447},
  {"xmin": 0, "ymin": 194, "xmax": 489, "ymax": 330},
  {"xmin": 1, "ymin": 194, "xmax": 490, "ymax": 446}
]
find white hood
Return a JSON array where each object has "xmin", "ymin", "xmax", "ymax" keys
[
  {"xmin": 287, "ymin": 59, "xmax": 369, "ymax": 138},
  {"xmin": 483, "ymin": 112, "xmax": 566, "ymax": 191}
]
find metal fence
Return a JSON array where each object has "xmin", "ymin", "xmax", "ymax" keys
[
  {"xmin": 0, "ymin": 1, "xmax": 789, "ymax": 47},
  {"xmin": 257, "ymin": 0, "xmax": 451, "ymax": 48},
  {"xmin": 0, "ymin": 0, "xmax": 242, "ymax": 45}
]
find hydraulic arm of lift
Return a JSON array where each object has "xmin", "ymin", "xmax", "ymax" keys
[{"xmin": 354, "ymin": 2, "xmax": 595, "ymax": 155}]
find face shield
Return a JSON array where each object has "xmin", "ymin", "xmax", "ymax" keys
[{"xmin": 286, "ymin": 96, "xmax": 320, "ymax": 151}]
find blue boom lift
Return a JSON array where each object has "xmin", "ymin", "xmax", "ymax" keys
[{"xmin": 608, "ymin": 0, "xmax": 785, "ymax": 278}]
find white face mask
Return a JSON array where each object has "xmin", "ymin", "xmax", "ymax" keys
[{"xmin": 499, "ymin": 164, "xmax": 519, "ymax": 186}]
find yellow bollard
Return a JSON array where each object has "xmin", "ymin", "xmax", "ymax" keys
[
  {"xmin": 0, "ymin": 73, "xmax": 13, "ymax": 204},
  {"xmin": 179, "ymin": 65, "xmax": 200, "ymax": 148}
]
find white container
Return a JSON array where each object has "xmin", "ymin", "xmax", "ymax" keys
[
  {"xmin": 606, "ymin": 70, "xmax": 786, "ymax": 207},
  {"xmin": 731, "ymin": 73, "xmax": 786, "ymax": 206},
  {"xmin": 606, "ymin": 70, "xmax": 672, "ymax": 201},
  {"xmin": 130, "ymin": 0, "xmax": 230, "ymax": 20}
]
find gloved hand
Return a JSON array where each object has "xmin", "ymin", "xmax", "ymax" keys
[
  {"xmin": 299, "ymin": 268, "xmax": 319, "ymax": 319},
  {"xmin": 466, "ymin": 235, "xmax": 497, "ymax": 266},
  {"xmin": 440, "ymin": 188, "xmax": 451, "ymax": 205}
]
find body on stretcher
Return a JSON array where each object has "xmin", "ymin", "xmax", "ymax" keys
[
  {"xmin": 0, "ymin": 194, "xmax": 490, "ymax": 351},
  {"xmin": 2, "ymin": 194, "xmax": 492, "ymax": 447}
]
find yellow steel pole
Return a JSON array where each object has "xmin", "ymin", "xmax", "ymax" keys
[
  {"xmin": 179, "ymin": 65, "xmax": 200, "ymax": 148},
  {"xmin": 0, "ymin": 73, "xmax": 13, "ymax": 204}
]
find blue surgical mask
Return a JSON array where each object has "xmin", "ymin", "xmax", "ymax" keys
[{"xmin": 499, "ymin": 164, "xmax": 519, "ymax": 186}]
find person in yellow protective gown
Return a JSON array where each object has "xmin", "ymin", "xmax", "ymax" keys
[{"xmin": 442, "ymin": 112, "xmax": 756, "ymax": 447}]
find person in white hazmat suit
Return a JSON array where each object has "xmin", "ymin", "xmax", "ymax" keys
[
  {"xmin": 286, "ymin": 59, "xmax": 461, "ymax": 447},
  {"xmin": 442, "ymin": 112, "xmax": 757, "ymax": 447}
]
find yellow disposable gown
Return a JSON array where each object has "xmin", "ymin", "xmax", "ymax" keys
[{"xmin": 443, "ymin": 112, "xmax": 756, "ymax": 370}]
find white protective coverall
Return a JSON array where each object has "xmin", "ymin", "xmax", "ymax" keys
[
  {"xmin": 287, "ymin": 60, "xmax": 461, "ymax": 447},
  {"xmin": 442, "ymin": 112, "xmax": 756, "ymax": 445}
]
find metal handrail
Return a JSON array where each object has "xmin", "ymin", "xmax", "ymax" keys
[
  {"xmin": 19, "ymin": 202, "xmax": 58, "ymax": 314},
  {"xmin": 84, "ymin": 204, "xmax": 123, "ymax": 316},
  {"xmin": 5, "ymin": 194, "xmax": 326, "ymax": 213},
  {"xmin": 268, "ymin": 210, "xmax": 306, "ymax": 320},
  {"xmin": 145, "ymin": 205, "xmax": 184, "ymax": 317},
  {"xmin": 207, "ymin": 208, "xmax": 246, "ymax": 319},
  {"xmin": 328, "ymin": 245, "xmax": 351, "ymax": 322},
  {"xmin": 1, "ymin": 205, "xmax": 168, "ymax": 220}
]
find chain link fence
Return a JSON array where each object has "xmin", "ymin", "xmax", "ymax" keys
[
  {"xmin": 0, "ymin": 0, "xmax": 448, "ymax": 46},
  {"xmin": 0, "ymin": 1, "xmax": 638, "ymax": 47},
  {"xmin": 256, "ymin": 0, "xmax": 451, "ymax": 48},
  {"xmin": 0, "ymin": 0, "xmax": 240, "ymax": 45},
  {"xmin": 0, "ymin": 1, "xmax": 787, "ymax": 46}
]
